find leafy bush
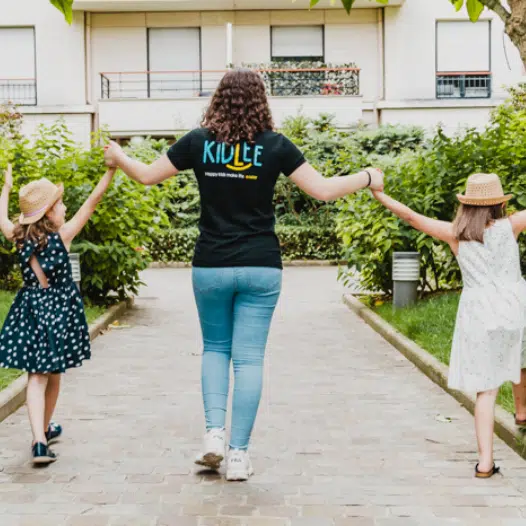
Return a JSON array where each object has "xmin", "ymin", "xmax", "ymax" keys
[
  {"xmin": 337, "ymin": 86, "xmax": 526, "ymax": 295},
  {"xmin": 123, "ymin": 137, "xmax": 200, "ymax": 229},
  {"xmin": 149, "ymin": 226, "xmax": 340, "ymax": 263},
  {"xmin": 0, "ymin": 118, "xmax": 168, "ymax": 303},
  {"xmin": 352, "ymin": 124, "xmax": 425, "ymax": 156}
]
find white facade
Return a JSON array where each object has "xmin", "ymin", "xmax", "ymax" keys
[{"xmin": 0, "ymin": 0, "xmax": 523, "ymax": 145}]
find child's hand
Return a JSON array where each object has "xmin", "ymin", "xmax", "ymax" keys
[
  {"xmin": 371, "ymin": 189, "xmax": 384, "ymax": 200},
  {"xmin": 3, "ymin": 164, "xmax": 13, "ymax": 190},
  {"xmin": 366, "ymin": 168, "xmax": 384, "ymax": 192},
  {"xmin": 104, "ymin": 141, "xmax": 124, "ymax": 168}
]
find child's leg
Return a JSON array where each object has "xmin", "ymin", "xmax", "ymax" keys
[
  {"xmin": 44, "ymin": 373, "xmax": 61, "ymax": 430},
  {"xmin": 27, "ymin": 373, "xmax": 50, "ymax": 444},
  {"xmin": 475, "ymin": 388, "xmax": 499, "ymax": 472},
  {"xmin": 512, "ymin": 369, "xmax": 526, "ymax": 421}
]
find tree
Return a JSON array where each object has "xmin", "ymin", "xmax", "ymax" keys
[{"xmin": 310, "ymin": 0, "xmax": 526, "ymax": 68}]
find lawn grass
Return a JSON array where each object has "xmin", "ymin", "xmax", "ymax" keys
[
  {"xmin": 0, "ymin": 290, "xmax": 105, "ymax": 391},
  {"xmin": 375, "ymin": 292, "xmax": 515, "ymax": 415}
]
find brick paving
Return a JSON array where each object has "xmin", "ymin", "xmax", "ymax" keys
[{"xmin": 1, "ymin": 267, "xmax": 526, "ymax": 525}]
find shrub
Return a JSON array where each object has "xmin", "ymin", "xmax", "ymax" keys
[
  {"xmin": 123, "ymin": 137, "xmax": 200, "ymax": 229},
  {"xmin": 352, "ymin": 124, "xmax": 425, "ymax": 156},
  {"xmin": 0, "ymin": 120, "xmax": 169, "ymax": 303},
  {"xmin": 148, "ymin": 226, "xmax": 340, "ymax": 263},
  {"xmin": 337, "ymin": 86, "xmax": 526, "ymax": 295}
]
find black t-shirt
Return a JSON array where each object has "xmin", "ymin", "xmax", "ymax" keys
[{"xmin": 167, "ymin": 128, "xmax": 306, "ymax": 269}]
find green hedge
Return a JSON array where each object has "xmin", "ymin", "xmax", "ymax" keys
[
  {"xmin": 337, "ymin": 84, "xmax": 526, "ymax": 295},
  {"xmin": 0, "ymin": 116, "xmax": 167, "ymax": 303},
  {"xmin": 148, "ymin": 226, "xmax": 341, "ymax": 263}
]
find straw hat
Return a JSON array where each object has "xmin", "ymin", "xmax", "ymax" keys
[
  {"xmin": 19, "ymin": 178, "xmax": 64, "ymax": 225},
  {"xmin": 457, "ymin": 173, "xmax": 512, "ymax": 206}
]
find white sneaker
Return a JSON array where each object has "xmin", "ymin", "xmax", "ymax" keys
[
  {"xmin": 226, "ymin": 449, "xmax": 254, "ymax": 481},
  {"xmin": 195, "ymin": 428, "xmax": 226, "ymax": 470}
]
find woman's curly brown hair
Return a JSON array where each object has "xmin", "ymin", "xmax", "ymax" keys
[
  {"xmin": 13, "ymin": 216, "xmax": 58, "ymax": 252},
  {"xmin": 202, "ymin": 69, "xmax": 274, "ymax": 144}
]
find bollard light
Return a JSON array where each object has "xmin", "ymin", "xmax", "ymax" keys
[
  {"xmin": 69, "ymin": 253, "xmax": 81, "ymax": 291},
  {"xmin": 392, "ymin": 252, "xmax": 420, "ymax": 308}
]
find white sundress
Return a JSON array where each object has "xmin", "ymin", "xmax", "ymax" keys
[{"xmin": 449, "ymin": 219, "xmax": 526, "ymax": 393}]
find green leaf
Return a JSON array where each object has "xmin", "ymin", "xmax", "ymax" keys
[
  {"xmin": 309, "ymin": 0, "xmax": 320, "ymax": 7},
  {"xmin": 342, "ymin": 0, "xmax": 356, "ymax": 14},
  {"xmin": 49, "ymin": 0, "xmax": 74, "ymax": 24},
  {"xmin": 450, "ymin": 0, "xmax": 464, "ymax": 11},
  {"xmin": 466, "ymin": 0, "xmax": 484, "ymax": 21}
]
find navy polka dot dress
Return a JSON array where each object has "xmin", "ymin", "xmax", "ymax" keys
[{"xmin": 0, "ymin": 233, "xmax": 90, "ymax": 374}]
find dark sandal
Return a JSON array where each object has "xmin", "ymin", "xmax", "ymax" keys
[
  {"xmin": 514, "ymin": 414, "xmax": 526, "ymax": 426},
  {"xmin": 475, "ymin": 463, "xmax": 500, "ymax": 479},
  {"xmin": 32, "ymin": 442, "xmax": 58, "ymax": 466},
  {"xmin": 45, "ymin": 422, "xmax": 62, "ymax": 444}
]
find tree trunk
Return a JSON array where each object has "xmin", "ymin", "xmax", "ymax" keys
[{"xmin": 506, "ymin": 0, "xmax": 526, "ymax": 69}]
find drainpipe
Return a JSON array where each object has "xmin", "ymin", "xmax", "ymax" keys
[
  {"xmin": 84, "ymin": 11, "xmax": 97, "ymax": 138},
  {"xmin": 375, "ymin": 7, "xmax": 386, "ymax": 127},
  {"xmin": 226, "ymin": 22, "xmax": 233, "ymax": 68},
  {"xmin": 84, "ymin": 11, "xmax": 92, "ymax": 105}
]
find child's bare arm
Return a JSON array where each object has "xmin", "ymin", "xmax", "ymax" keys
[
  {"xmin": 509, "ymin": 211, "xmax": 526, "ymax": 238},
  {"xmin": 60, "ymin": 167, "xmax": 116, "ymax": 249},
  {"xmin": 372, "ymin": 190, "xmax": 457, "ymax": 249},
  {"xmin": 0, "ymin": 164, "xmax": 15, "ymax": 241}
]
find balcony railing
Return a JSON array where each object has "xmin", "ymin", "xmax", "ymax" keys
[
  {"xmin": 0, "ymin": 79, "xmax": 37, "ymax": 106},
  {"xmin": 100, "ymin": 67, "xmax": 360, "ymax": 100},
  {"xmin": 436, "ymin": 72, "xmax": 491, "ymax": 99}
]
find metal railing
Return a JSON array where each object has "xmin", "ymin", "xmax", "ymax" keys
[
  {"xmin": 100, "ymin": 67, "xmax": 361, "ymax": 100},
  {"xmin": 436, "ymin": 72, "xmax": 491, "ymax": 99},
  {"xmin": 0, "ymin": 79, "xmax": 37, "ymax": 105}
]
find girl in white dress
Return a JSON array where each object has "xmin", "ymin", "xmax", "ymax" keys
[{"xmin": 373, "ymin": 173, "xmax": 526, "ymax": 478}]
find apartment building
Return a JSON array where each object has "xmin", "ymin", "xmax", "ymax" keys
[{"xmin": 1, "ymin": 0, "xmax": 523, "ymax": 145}]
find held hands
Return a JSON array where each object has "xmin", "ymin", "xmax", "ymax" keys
[
  {"xmin": 3, "ymin": 164, "xmax": 13, "ymax": 191},
  {"xmin": 104, "ymin": 141, "xmax": 124, "ymax": 168},
  {"xmin": 365, "ymin": 167, "xmax": 384, "ymax": 192}
]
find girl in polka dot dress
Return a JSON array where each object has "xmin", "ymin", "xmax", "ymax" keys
[{"xmin": 0, "ymin": 163, "xmax": 115, "ymax": 465}]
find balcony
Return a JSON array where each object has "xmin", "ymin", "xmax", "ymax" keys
[
  {"xmin": 74, "ymin": 0, "xmax": 405, "ymax": 11},
  {"xmin": 97, "ymin": 67, "xmax": 363, "ymax": 135},
  {"xmin": 0, "ymin": 79, "xmax": 37, "ymax": 106},
  {"xmin": 436, "ymin": 72, "xmax": 492, "ymax": 99},
  {"xmin": 100, "ymin": 67, "xmax": 360, "ymax": 100}
]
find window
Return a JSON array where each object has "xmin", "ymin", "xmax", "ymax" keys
[
  {"xmin": 0, "ymin": 27, "xmax": 36, "ymax": 105},
  {"xmin": 436, "ymin": 21, "xmax": 491, "ymax": 99},
  {"xmin": 147, "ymin": 28, "xmax": 201, "ymax": 98},
  {"xmin": 271, "ymin": 26, "xmax": 324, "ymax": 62}
]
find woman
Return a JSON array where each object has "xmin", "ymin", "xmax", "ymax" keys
[{"xmin": 104, "ymin": 68, "xmax": 383, "ymax": 481}]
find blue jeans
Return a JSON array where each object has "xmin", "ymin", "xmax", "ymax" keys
[{"xmin": 192, "ymin": 267, "xmax": 282, "ymax": 450}]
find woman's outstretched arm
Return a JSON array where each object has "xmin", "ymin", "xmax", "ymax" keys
[
  {"xmin": 372, "ymin": 190, "xmax": 457, "ymax": 248},
  {"xmin": 289, "ymin": 163, "xmax": 383, "ymax": 201},
  {"xmin": 104, "ymin": 141, "xmax": 178, "ymax": 186}
]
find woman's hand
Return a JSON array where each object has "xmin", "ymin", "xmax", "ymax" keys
[
  {"xmin": 3, "ymin": 164, "xmax": 13, "ymax": 191},
  {"xmin": 365, "ymin": 168, "xmax": 384, "ymax": 192},
  {"xmin": 104, "ymin": 141, "xmax": 124, "ymax": 168}
]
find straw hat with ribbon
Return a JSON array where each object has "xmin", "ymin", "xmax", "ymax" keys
[
  {"xmin": 457, "ymin": 173, "xmax": 512, "ymax": 207},
  {"xmin": 18, "ymin": 179, "xmax": 64, "ymax": 225}
]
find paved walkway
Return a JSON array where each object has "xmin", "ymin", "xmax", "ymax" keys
[{"xmin": 1, "ymin": 268, "xmax": 526, "ymax": 526}]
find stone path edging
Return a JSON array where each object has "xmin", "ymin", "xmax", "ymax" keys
[
  {"xmin": 343, "ymin": 293, "xmax": 526, "ymax": 460},
  {"xmin": 0, "ymin": 298, "xmax": 132, "ymax": 424}
]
